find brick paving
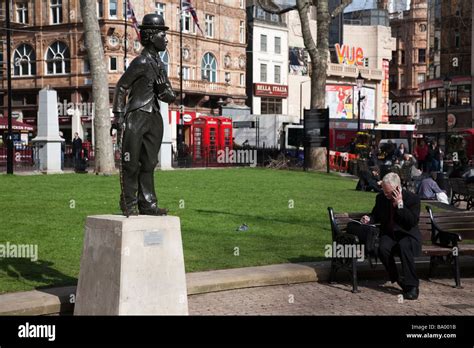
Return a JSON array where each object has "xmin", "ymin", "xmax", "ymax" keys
[{"xmin": 188, "ymin": 278, "xmax": 474, "ymax": 315}]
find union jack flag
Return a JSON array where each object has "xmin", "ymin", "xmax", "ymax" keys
[
  {"xmin": 127, "ymin": 0, "xmax": 141, "ymax": 40},
  {"xmin": 182, "ymin": 0, "xmax": 204, "ymax": 35}
]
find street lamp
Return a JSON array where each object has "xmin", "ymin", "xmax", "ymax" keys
[
  {"xmin": 356, "ymin": 71, "xmax": 365, "ymax": 132},
  {"xmin": 443, "ymin": 75, "xmax": 452, "ymax": 154}
]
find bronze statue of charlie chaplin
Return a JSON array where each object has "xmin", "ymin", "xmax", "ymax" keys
[{"xmin": 112, "ymin": 14, "xmax": 176, "ymax": 216}]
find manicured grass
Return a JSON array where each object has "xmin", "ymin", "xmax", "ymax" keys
[{"xmin": 0, "ymin": 168, "xmax": 378, "ymax": 294}]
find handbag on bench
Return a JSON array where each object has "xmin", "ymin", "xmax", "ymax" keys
[{"xmin": 346, "ymin": 221, "xmax": 380, "ymax": 268}]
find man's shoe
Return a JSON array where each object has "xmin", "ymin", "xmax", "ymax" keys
[
  {"xmin": 396, "ymin": 277, "xmax": 407, "ymax": 292},
  {"xmin": 402, "ymin": 287, "xmax": 419, "ymax": 300},
  {"xmin": 139, "ymin": 207, "xmax": 169, "ymax": 216}
]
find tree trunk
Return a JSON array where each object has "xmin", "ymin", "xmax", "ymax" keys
[{"xmin": 79, "ymin": 0, "xmax": 115, "ymax": 174}]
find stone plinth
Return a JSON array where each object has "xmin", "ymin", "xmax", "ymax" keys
[
  {"xmin": 32, "ymin": 88, "xmax": 64, "ymax": 174},
  {"xmin": 74, "ymin": 215, "xmax": 188, "ymax": 315}
]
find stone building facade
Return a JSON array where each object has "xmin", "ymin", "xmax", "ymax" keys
[{"xmin": 0, "ymin": 0, "xmax": 247, "ymax": 142}]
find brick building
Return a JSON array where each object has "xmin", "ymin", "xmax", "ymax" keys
[
  {"xmin": 0, "ymin": 0, "xmax": 247, "ymax": 142},
  {"xmin": 389, "ymin": 0, "xmax": 428, "ymax": 121}
]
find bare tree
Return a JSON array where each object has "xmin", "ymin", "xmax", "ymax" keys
[
  {"xmin": 257, "ymin": 0, "xmax": 353, "ymax": 169},
  {"xmin": 257, "ymin": 0, "xmax": 352, "ymax": 108},
  {"xmin": 79, "ymin": 0, "xmax": 115, "ymax": 174}
]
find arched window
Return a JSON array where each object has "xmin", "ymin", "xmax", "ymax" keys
[
  {"xmin": 13, "ymin": 44, "xmax": 36, "ymax": 76},
  {"xmin": 201, "ymin": 52, "xmax": 217, "ymax": 82},
  {"xmin": 46, "ymin": 41, "xmax": 70, "ymax": 75},
  {"xmin": 159, "ymin": 50, "xmax": 169, "ymax": 75}
]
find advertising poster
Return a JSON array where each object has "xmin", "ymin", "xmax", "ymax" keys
[
  {"xmin": 326, "ymin": 85, "xmax": 354, "ymax": 119},
  {"xmin": 289, "ymin": 47, "xmax": 308, "ymax": 76},
  {"xmin": 353, "ymin": 87, "xmax": 375, "ymax": 121}
]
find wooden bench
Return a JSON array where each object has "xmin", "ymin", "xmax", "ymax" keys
[{"xmin": 327, "ymin": 207, "xmax": 474, "ymax": 292}]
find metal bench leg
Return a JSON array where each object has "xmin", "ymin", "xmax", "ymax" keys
[
  {"xmin": 329, "ymin": 259, "xmax": 337, "ymax": 284},
  {"xmin": 351, "ymin": 257, "xmax": 360, "ymax": 293},
  {"xmin": 428, "ymin": 256, "xmax": 435, "ymax": 279},
  {"xmin": 453, "ymin": 255, "xmax": 462, "ymax": 288}
]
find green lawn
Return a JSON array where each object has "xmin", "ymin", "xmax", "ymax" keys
[{"xmin": 0, "ymin": 168, "xmax": 378, "ymax": 294}]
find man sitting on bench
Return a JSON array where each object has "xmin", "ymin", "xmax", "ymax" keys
[{"xmin": 361, "ymin": 173, "xmax": 421, "ymax": 300}]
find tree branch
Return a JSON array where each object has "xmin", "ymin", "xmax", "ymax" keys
[
  {"xmin": 331, "ymin": 0, "xmax": 352, "ymax": 18},
  {"xmin": 256, "ymin": 0, "xmax": 297, "ymax": 14}
]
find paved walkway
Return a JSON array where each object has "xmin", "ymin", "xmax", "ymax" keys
[{"xmin": 189, "ymin": 278, "xmax": 474, "ymax": 315}]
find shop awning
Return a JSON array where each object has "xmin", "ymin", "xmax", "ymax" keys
[
  {"xmin": 374, "ymin": 124, "xmax": 416, "ymax": 132},
  {"xmin": 0, "ymin": 117, "xmax": 35, "ymax": 131}
]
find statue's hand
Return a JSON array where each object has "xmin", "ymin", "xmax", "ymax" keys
[
  {"xmin": 155, "ymin": 75, "xmax": 169, "ymax": 94},
  {"xmin": 110, "ymin": 112, "xmax": 124, "ymax": 136}
]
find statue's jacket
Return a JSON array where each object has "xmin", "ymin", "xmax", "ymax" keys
[{"xmin": 113, "ymin": 48, "xmax": 176, "ymax": 115}]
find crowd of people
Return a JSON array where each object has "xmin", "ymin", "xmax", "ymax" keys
[{"xmin": 357, "ymin": 139, "xmax": 473, "ymax": 206}]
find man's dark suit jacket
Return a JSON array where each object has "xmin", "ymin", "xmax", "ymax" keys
[
  {"xmin": 370, "ymin": 189, "xmax": 422, "ymax": 243},
  {"xmin": 113, "ymin": 48, "xmax": 176, "ymax": 115}
]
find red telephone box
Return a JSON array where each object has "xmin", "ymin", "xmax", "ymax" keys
[
  {"xmin": 191, "ymin": 116, "xmax": 233, "ymax": 166},
  {"xmin": 218, "ymin": 118, "xmax": 233, "ymax": 152}
]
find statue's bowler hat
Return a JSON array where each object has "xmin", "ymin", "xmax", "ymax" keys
[{"xmin": 139, "ymin": 13, "xmax": 169, "ymax": 31}]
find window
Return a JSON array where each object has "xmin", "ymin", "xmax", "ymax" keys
[
  {"xmin": 109, "ymin": 0, "xmax": 117, "ymax": 18},
  {"xmin": 240, "ymin": 0, "xmax": 245, "ymax": 9},
  {"xmin": 205, "ymin": 14, "xmax": 214, "ymax": 38},
  {"xmin": 389, "ymin": 75, "xmax": 397, "ymax": 90},
  {"xmin": 155, "ymin": 2, "xmax": 165, "ymax": 18},
  {"xmin": 457, "ymin": 85, "xmax": 471, "ymax": 106},
  {"xmin": 0, "ymin": 51, "xmax": 4, "ymax": 78},
  {"xmin": 275, "ymin": 37, "xmax": 281, "ymax": 54},
  {"xmin": 109, "ymin": 56, "xmax": 117, "ymax": 71},
  {"xmin": 418, "ymin": 49, "xmax": 426, "ymax": 63},
  {"xmin": 50, "ymin": 0, "xmax": 62, "ymax": 24},
  {"xmin": 16, "ymin": 2, "xmax": 28, "ymax": 24},
  {"xmin": 274, "ymin": 65, "xmax": 281, "ymax": 84},
  {"xmin": 455, "ymin": 31, "xmax": 460, "ymax": 48},
  {"xmin": 159, "ymin": 50, "xmax": 169, "ymax": 75},
  {"xmin": 260, "ymin": 35, "xmax": 267, "ymax": 52},
  {"xmin": 256, "ymin": 7, "xmax": 265, "ymax": 19},
  {"xmin": 240, "ymin": 73, "xmax": 245, "ymax": 86},
  {"xmin": 261, "ymin": 98, "xmax": 282, "ymax": 114},
  {"xmin": 123, "ymin": 0, "xmax": 130, "ymax": 18},
  {"xmin": 13, "ymin": 44, "xmax": 36, "ymax": 76},
  {"xmin": 400, "ymin": 74, "xmax": 405, "ymax": 89},
  {"xmin": 260, "ymin": 64, "xmax": 267, "ymax": 82},
  {"xmin": 201, "ymin": 52, "xmax": 217, "ymax": 82},
  {"xmin": 179, "ymin": 66, "xmax": 190, "ymax": 80},
  {"xmin": 180, "ymin": 9, "xmax": 192, "ymax": 32},
  {"xmin": 225, "ymin": 72, "xmax": 231, "ymax": 84},
  {"xmin": 239, "ymin": 21, "xmax": 245, "ymax": 44},
  {"xmin": 417, "ymin": 73, "xmax": 426, "ymax": 84},
  {"xmin": 97, "ymin": 0, "xmax": 103, "ymax": 17},
  {"xmin": 45, "ymin": 41, "xmax": 70, "ymax": 75},
  {"xmin": 400, "ymin": 50, "xmax": 405, "ymax": 64},
  {"xmin": 84, "ymin": 59, "xmax": 90, "ymax": 73},
  {"xmin": 429, "ymin": 88, "xmax": 437, "ymax": 109}
]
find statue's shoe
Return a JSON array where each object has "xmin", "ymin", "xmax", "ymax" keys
[
  {"xmin": 139, "ymin": 207, "xmax": 169, "ymax": 216},
  {"xmin": 120, "ymin": 202, "xmax": 139, "ymax": 217}
]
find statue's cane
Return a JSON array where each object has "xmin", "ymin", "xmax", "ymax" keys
[{"xmin": 111, "ymin": 119, "xmax": 130, "ymax": 217}]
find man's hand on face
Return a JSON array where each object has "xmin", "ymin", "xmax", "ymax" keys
[{"xmin": 391, "ymin": 186, "xmax": 403, "ymax": 208}]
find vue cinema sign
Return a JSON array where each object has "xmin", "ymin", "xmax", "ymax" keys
[{"xmin": 335, "ymin": 44, "xmax": 364, "ymax": 66}]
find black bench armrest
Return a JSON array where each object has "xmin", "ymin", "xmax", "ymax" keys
[
  {"xmin": 426, "ymin": 206, "xmax": 462, "ymax": 248},
  {"xmin": 328, "ymin": 207, "xmax": 360, "ymax": 244}
]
